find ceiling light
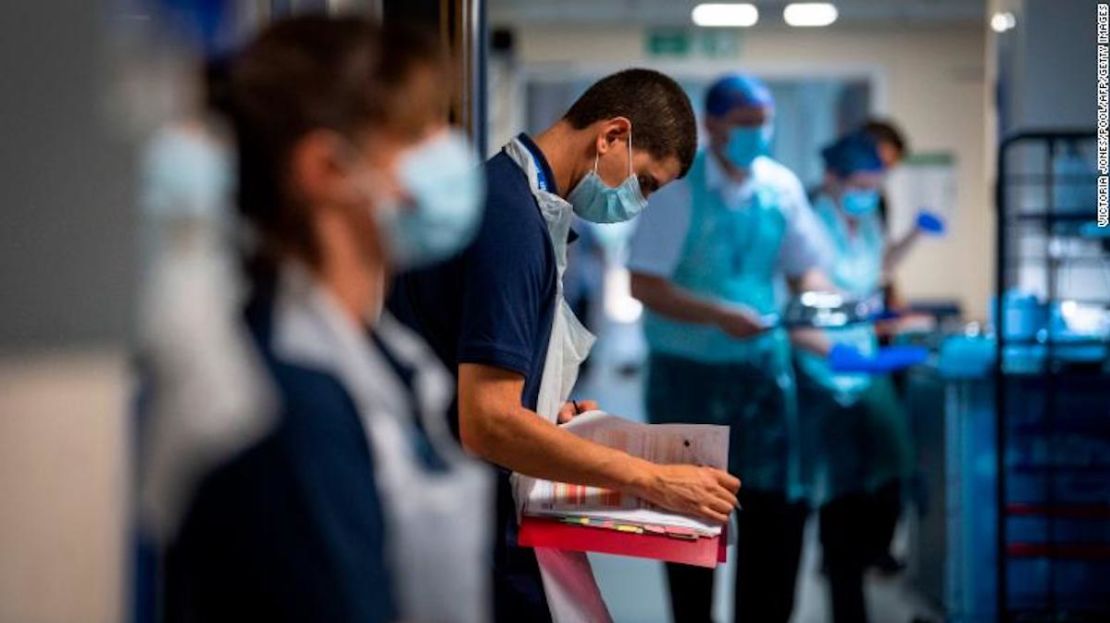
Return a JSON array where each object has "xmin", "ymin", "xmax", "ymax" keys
[
  {"xmin": 783, "ymin": 3, "xmax": 838, "ymax": 27},
  {"xmin": 691, "ymin": 3, "xmax": 759, "ymax": 28},
  {"xmin": 990, "ymin": 11, "xmax": 1016, "ymax": 33}
]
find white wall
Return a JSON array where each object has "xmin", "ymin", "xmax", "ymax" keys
[
  {"xmin": 986, "ymin": 0, "xmax": 1104, "ymax": 303},
  {"xmin": 992, "ymin": 0, "xmax": 1098, "ymax": 133},
  {"xmin": 496, "ymin": 23, "xmax": 994, "ymax": 319},
  {"xmin": 0, "ymin": 3, "xmax": 135, "ymax": 621},
  {"xmin": 0, "ymin": 352, "xmax": 128, "ymax": 623}
]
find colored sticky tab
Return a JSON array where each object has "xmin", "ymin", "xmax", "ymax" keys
[
  {"xmin": 615, "ymin": 524, "xmax": 644, "ymax": 534},
  {"xmin": 664, "ymin": 527, "xmax": 698, "ymax": 541}
]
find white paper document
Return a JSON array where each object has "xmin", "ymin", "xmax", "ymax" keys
[{"xmin": 518, "ymin": 411, "xmax": 729, "ymax": 536}]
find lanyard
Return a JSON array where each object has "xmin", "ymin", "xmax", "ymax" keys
[{"xmin": 519, "ymin": 137, "xmax": 551, "ymax": 193}]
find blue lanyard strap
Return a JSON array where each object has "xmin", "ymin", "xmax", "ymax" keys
[
  {"xmin": 534, "ymin": 162, "xmax": 550, "ymax": 193},
  {"xmin": 519, "ymin": 138, "xmax": 550, "ymax": 193}
]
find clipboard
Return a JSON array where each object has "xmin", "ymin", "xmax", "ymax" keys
[{"xmin": 517, "ymin": 516, "xmax": 727, "ymax": 568}]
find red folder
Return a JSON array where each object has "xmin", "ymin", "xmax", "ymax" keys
[{"xmin": 518, "ymin": 517, "xmax": 727, "ymax": 568}]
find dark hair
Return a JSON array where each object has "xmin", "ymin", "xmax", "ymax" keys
[
  {"xmin": 562, "ymin": 69, "xmax": 697, "ymax": 178},
  {"xmin": 213, "ymin": 15, "xmax": 444, "ymax": 273},
  {"xmin": 862, "ymin": 118, "xmax": 908, "ymax": 157},
  {"xmin": 821, "ymin": 130, "xmax": 884, "ymax": 178}
]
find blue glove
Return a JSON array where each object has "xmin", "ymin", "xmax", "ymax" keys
[
  {"xmin": 828, "ymin": 344, "xmax": 928, "ymax": 373},
  {"xmin": 827, "ymin": 343, "xmax": 870, "ymax": 371},
  {"xmin": 874, "ymin": 345, "xmax": 930, "ymax": 370},
  {"xmin": 915, "ymin": 210, "xmax": 946, "ymax": 236}
]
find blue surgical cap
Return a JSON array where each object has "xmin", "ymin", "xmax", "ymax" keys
[
  {"xmin": 705, "ymin": 74, "xmax": 774, "ymax": 117},
  {"xmin": 821, "ymin": 131, "xmax": 885, "ymax": 178},
  {"xmin": 151, "ymin": 0, "xmax": 234, "ymax": 56}
]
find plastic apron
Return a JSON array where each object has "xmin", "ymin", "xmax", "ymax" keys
[
  {"xmin": 502, "ymin": 139, "xmax": 611, "ymax": 623},
  {"xmin": 642, "ymin": 152, "xmax": 788, "ymax": 364},
  {"xmin": 273, "ymin": 263, "xmax": 494, "ymax": 623},
  {"xmin": 642, "ymin": 151, "xmax": 800, "ymax": 497},
  {"xmin": 795, "ymin": 194, "xmax": 884, "ymax": 404},
  {"xmin": 795, "ymin": 196, "xmax": 912, "ymax": 502}
]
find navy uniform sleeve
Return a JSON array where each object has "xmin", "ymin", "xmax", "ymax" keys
[{"xmin": 455, "ymin": 172, "xmax": 553, "ymax": 379}]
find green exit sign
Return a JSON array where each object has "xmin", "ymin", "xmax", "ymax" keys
[
  {"xmin": 646, "ymin": 28, "xmax": 743, "ymax": 58},
  {"xmin": 647, "ymin": 29, "xmax": 691, "ymax": 56}
]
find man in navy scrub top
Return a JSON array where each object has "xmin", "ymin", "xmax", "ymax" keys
[{"xmin": 390, "ymin": 69, "xmax": 742, "ymax": 622}]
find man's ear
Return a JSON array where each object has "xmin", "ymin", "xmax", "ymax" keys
[
  {"xmin": 289, "ymin": 129, "xmax": 351, "ymax": 207},
  {"xmin": 606, "ymin": 116, "xmax": 632, "ymax": 143},
  {"xmin": 596, "ymin": 117, "xmax": 632, "ymax": 156}
]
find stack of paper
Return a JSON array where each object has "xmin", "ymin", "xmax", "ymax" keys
[{"xmin": 516, "ymin": 411, "xmax": 730, "ymax": 538}]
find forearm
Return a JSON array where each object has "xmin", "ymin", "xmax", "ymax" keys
[
  {"xmin": 630, "ymin": 272, "xmax": 722, "ymax": 326},
  {"xmin": 883, "ymin": 230, "xmax": 921, "ymax": 273},
  {"xmin": 458, "ymin": 364, "xmax": 740, "ymax": 523},
  {"xmin": 790, "ymin": 327, "xmax": 833, "ymax": 357},
  {"xmin": 458, "ymin": 364, "xmax": 654, "ymax": 495},
  {"xmin": 465, "ymin": 402, "xmax": 655, "ymax": 493}
]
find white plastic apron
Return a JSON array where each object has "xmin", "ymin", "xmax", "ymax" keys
[
  {"xmin": 503, "ymin": 139, "xmax": 610, "ymax": 623},
  {"xmin": 273, "ymin": 264, "xmax": 494, "ymax": 623}
]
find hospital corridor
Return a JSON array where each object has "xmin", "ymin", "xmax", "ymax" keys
[{"xmin": 0, "ymin": 1, "xmax": 1107, "ymax": 622}]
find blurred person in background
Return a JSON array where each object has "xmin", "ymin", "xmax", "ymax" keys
[
  {"xmin": 865, "ymin": 119, "xmax": 907, "ymax": 180},
  {"xmin": 793, "ymin": 130, "xmax": 926, "ymax": 623},
  {"xmin": 862, "ymin": 118, "xmax": 945, "ymax": 312},
  {"xmin": 859, "ymin": 119, "xmax": 946, "ymax": 576},
  {"xmin": 148, "ymin": 15, "xmax": 493, "ymax": 623},
  {"xmin": 134, "ymin": 54, "xmax": 263, "ymax": 623},
  {"xmin": 628, "ymin": 73, "xmax": 829, "ymax": 623},
  {"xmin": 389, "ymin": 69, "xmax": 740, "ymax": 622},
  {"xmin": 129, "ymin": 4, "xmax": 260, "ymax": 619}
]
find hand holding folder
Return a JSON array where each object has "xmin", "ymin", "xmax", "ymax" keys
[{"xmin": 516, "ymin": 411, "xmax": 733, "ymax": 568}]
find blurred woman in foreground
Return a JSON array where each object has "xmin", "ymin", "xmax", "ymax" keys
[{"xmin": 161, "ymin": 15, "xmax": 490, "ymax": 623}]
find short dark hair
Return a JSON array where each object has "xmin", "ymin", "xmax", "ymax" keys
[
  {"xmin": 563, "ymin": 69, "xmax": 697, "ymax": 178},
  {"xmin": 862, "ymin": 118, "xmax": 908, "ymax": 157}
]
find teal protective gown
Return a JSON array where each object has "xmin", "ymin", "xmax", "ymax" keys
[
  {"xmin": 796, "ymin": 194, "xmax": 913, "ymax": 505},
  {"xmin": 643, "ymin": 151, "xmax": 801, "ymax": 498}
]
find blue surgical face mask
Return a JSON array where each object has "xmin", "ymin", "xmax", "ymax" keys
[
  {"xmin": 372, "ymin": 130, "xmax": 485, "ymax": 269},
  {"xmin": 724, "ymin": 125, "xmax": 770, "ymax": 169},
  {"xmin": 142, "ymin": 125, "xmax": 232, "ymax": 221},
  {"xmin": 840, "ymin": 188, "xmax": 880, "ymax": 217},
  {"xmin": 567, "ymin": 131, "xmax": 647, "ymax": 224}
]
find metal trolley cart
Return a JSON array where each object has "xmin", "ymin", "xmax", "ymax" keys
[{"xmin": 993, "ymin": 130, "xmax": 1110, "ymax": 622}]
